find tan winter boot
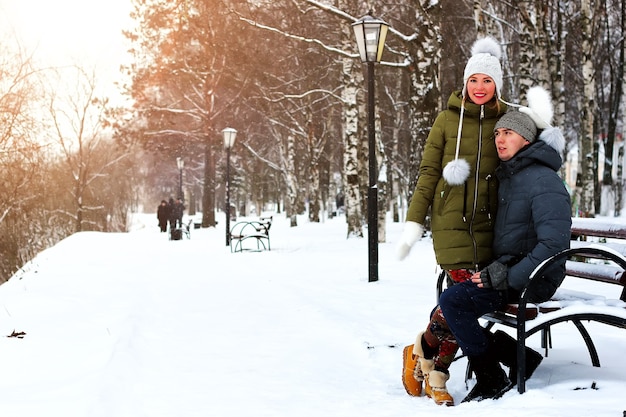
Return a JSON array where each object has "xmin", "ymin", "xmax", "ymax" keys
[
  {"xmin": 414, "ymin": 333, "xmax": 455, "ymax": 406},
  {"xmin": 424, "ymin": 369, "xmax": 455, "ymax": 406},
  {"xmin": 402, "ymin": 344, "xmax": 423, "ymax": 396}
]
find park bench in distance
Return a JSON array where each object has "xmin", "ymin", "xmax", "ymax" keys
[{"xmin": 229, "ymin": 216, "xmax": 273, "ymax": 253}]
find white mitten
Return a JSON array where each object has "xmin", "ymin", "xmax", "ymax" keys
[{"xmin": 396, "ymin": 222, "xmax": 425, "ymax": 260}]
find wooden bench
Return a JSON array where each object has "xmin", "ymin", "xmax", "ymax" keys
[
  {"xmin": 229, "ymin": 216, "xmax": 272, "ymax": 253},
  {"xmin": 436, "ymin": 217, "xmax": 626, "ymax": 394}
]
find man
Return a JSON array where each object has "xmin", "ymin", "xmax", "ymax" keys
[
  {"xmin": 174, "ymin": 198, "xmax": 185, "ymax": 228},
  {"xmin": 438, "ymin": 87, "xmax": 572, "ymax": 402}
]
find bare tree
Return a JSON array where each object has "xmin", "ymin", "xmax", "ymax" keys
[
  {"xmin": 45, "ymin": 66, "xmax": 131, "ymax": 232},
  {"xmin": 0, "ymin": 39, "xmax": 54, "ymax": 281}
]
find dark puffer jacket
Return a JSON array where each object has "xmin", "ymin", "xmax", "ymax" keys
[
  {"xmin": 406, "ymin": 91, "xmax": 507, "ymax": 270},
  {"xmin": 493, "ymin": 139, "xmax": 572, "ymax": 302}
]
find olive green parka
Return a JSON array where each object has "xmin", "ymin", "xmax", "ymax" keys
[{"xmin": 406, "ymin": 91, "xmax": 508, "ymax": 270}]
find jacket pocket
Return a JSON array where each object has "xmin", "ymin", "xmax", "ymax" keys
[{"xmin": 437, "ymin": 184, "xmax": 452, "ymax": 216}]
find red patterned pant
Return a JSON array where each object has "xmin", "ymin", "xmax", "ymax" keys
[
  {"xmin": 422, "ymin": 305, "xmax": 458, "ymax": 371},
  {"xmin": 421, "ymin": 269, "xmax": 473, "ymax": 372}
]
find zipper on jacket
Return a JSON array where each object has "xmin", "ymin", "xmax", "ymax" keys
[
  {"xmin": 469, "ymin": 105, "xmax": 485, "ymax": 268},
  {"xmin": 485, "ymin": 174, "xmax": 492, "ymax": 220}
]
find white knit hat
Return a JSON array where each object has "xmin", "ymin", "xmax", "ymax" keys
[
  {"xmin": 444, "ymin": 37, "xmax": 504, "ymax": 186},
  {"xmin": 462, "ymin": 37, "xmax": 503, "ymax": 98}
]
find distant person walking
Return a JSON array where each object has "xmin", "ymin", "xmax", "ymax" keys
[
  {"xmin": 157, "ymin": 200, "xmax": 170, "ymax": 232},
  {"xmin": 167, "ymin": 198, "xmax": 176, "ymax": 230},
  {"xmin": 170, "ymin": 198, "xmax": 185, "ymax": 229}
]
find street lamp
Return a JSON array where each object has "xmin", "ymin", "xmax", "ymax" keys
[
  {"xmin": 352, "ymin": 13, "xmax": 388, "ymax": 283},
  {"xmin": 222, "ymin": 127, "xmax": 237, "ymax": 246},
  {"xmin": 176, "ymin": 157, "xmax": 184, "ymax": 200}
]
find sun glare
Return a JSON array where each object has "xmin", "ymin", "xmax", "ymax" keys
[{"xmin": 1, "ymin": 0, "xmax": 131, "ymax": 73}]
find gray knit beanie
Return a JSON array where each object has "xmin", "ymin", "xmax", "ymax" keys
[{"xmin": 494, "ymin": 111, "xmax": 537, "ymax": 143}]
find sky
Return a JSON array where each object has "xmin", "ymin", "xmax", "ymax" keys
[
  {"xmin": 0, "ymin": 0, "xmax": 133, "ymax": 99},
  {"xmin": 0, "ymin": 211, "xmax": 624, "ymax": 416}
]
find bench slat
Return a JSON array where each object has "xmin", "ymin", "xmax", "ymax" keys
[
  {"xmin": 571, "ymin": 217, "xmax": 626, "ymax": 239},
  {"xmin": 565, "ymin": 260, "xmax": 626, "ymax": 285}
]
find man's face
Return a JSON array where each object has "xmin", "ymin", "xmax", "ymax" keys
[
  {"xmin": 494, "ymin": 128, "xmax": 530, "ymax": 161},
  {"xmin": 465, "ymin": 74, "xmax": 497, "ymax": 105}
]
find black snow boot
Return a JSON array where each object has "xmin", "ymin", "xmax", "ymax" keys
[
  {"xmin": 492, "ymin": 330, "xmax": 543, "ymax": 384},
  {"xmin": 462, "ymin": 347, "xmax": 513, "ymax": 403}
]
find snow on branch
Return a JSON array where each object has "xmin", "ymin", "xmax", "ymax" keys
[
  {"xmin": 261, "ymin": 88, "xmax": 347, "ymax": 105},
  {"xmin": 237, "ymin": 3, "xmax": 410, "ymax": 68},
  {"xmin": 303, "ymin": 0, "xmax": 417, "ymax": 42},
  {"xmin": 237, "ymin": 15, "xmax": 355, "ymax": 59}
]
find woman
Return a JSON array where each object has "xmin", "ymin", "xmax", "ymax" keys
[{"xmin": 397, "ymin": 37, "xmax": 508, "ymax": 406}]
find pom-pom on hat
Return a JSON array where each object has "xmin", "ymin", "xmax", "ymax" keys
[
  {"xmin": 495, "ymin": 86, "xmax": 566, "ymax": 155},
  {"xmin": 462, "ymin": 37, "xmax": 503, "ymax": 98},
  {"xmin": 519, "ymin": 86, "xmax": 553, "ymax": 129}
]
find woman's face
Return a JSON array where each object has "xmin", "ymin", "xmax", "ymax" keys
[{"xmin": 466, "ymin": 74, "xmax": 496, "ymax": 105}]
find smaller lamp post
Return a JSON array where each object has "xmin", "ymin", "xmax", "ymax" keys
[
  {"xmin": 176, "ymin": 157, "xmax": 184, "ymax": 200},
  {"xmin": 352, "ymin": 13, "xmax": 388, "ymax": 283},
  {"xmin": 223, "ymin": 127, "xmax": 237, "ymax": 246}
]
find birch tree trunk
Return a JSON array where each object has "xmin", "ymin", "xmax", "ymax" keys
[
  {"xmin": 358, "ymin": 85, "xmax": 368, "ymax": 223},
  {"xmin": 578, "ymin": 0, "xmax": 596, "ymax": 217},
  {"xmin": 616, "ymin": 144, "xmax": 624, "ymax": 216},
  {"xmin": 550, "ymin": 1, "xmax": 566, "ymax": 129},
  {"xmin": 285, "ymin": 135, "xmax": 299, "ymax": 227},
  {"xmin": 339, "ymin": 19, "xmax": 363, "ymax": 238},
  {"xmin": 406, "ymin": 2, "xmax": 442, "ymax": 204},
  {"xmin": 387, "ymin": 74, "xmax": 406, "ymax": 223},
  {"xmin": 375, "ymin": 90, "xmax": 386, "ymax": 243},
  {"xmin": 307, "ymin": 111, "xmax": 322, "ymax": 223},
  {"xmin": 517, "ymin": 1, "xmax": 553, "ymax": 90},
  {"xmin": 620, "ymin": 0, "xmax": 626, "ymax": 216},
  {"xmin": 202, "ymin": 143, "xmax": 215, "ymax": 227},
  {"xmin": 605, "ymin": 0, "xmax": 625, "ymax": 216},
  {"xmin": 473, "ymin": 1, "xmax": 500, "ymax": 36},
  {"xmin": 308, "ymin": 163, "xmax": 321, "ymax": 222}
]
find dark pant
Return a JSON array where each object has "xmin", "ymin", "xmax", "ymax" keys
[{"xmin": 438, "ymin": 281, "xmax": 506, "ymax": 357}]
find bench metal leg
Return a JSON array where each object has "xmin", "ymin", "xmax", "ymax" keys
[
  {"xmin": 516, "ymin": 322, "xmax": 527, "ymax": 394},
  {"xmin": 541, "ymin": 327, "xmax": 552, "ymax": 357},
  {"xmin": 516, "ymin": 319, "xmax": 601, "ymax": 395},
  {"xmin": 572, "ymin": 319, "xmax": 601, "ymax": 367}
]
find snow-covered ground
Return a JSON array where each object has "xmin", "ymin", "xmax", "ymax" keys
[{"xmin": 0, "ymin": 212, "xmax": 624, "ymax": 417}]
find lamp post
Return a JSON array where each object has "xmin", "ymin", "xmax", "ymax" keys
[
  {"xmin": 176, "ymin": 157, "xmax": 184, "ymax": 200},
  {"xmin": 352, "ymin": 14, "xmax": 388, "ymax": 283},
  {"xmin": 222, "ymin": 127, "xmax": 237, "ymax": 246}
]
